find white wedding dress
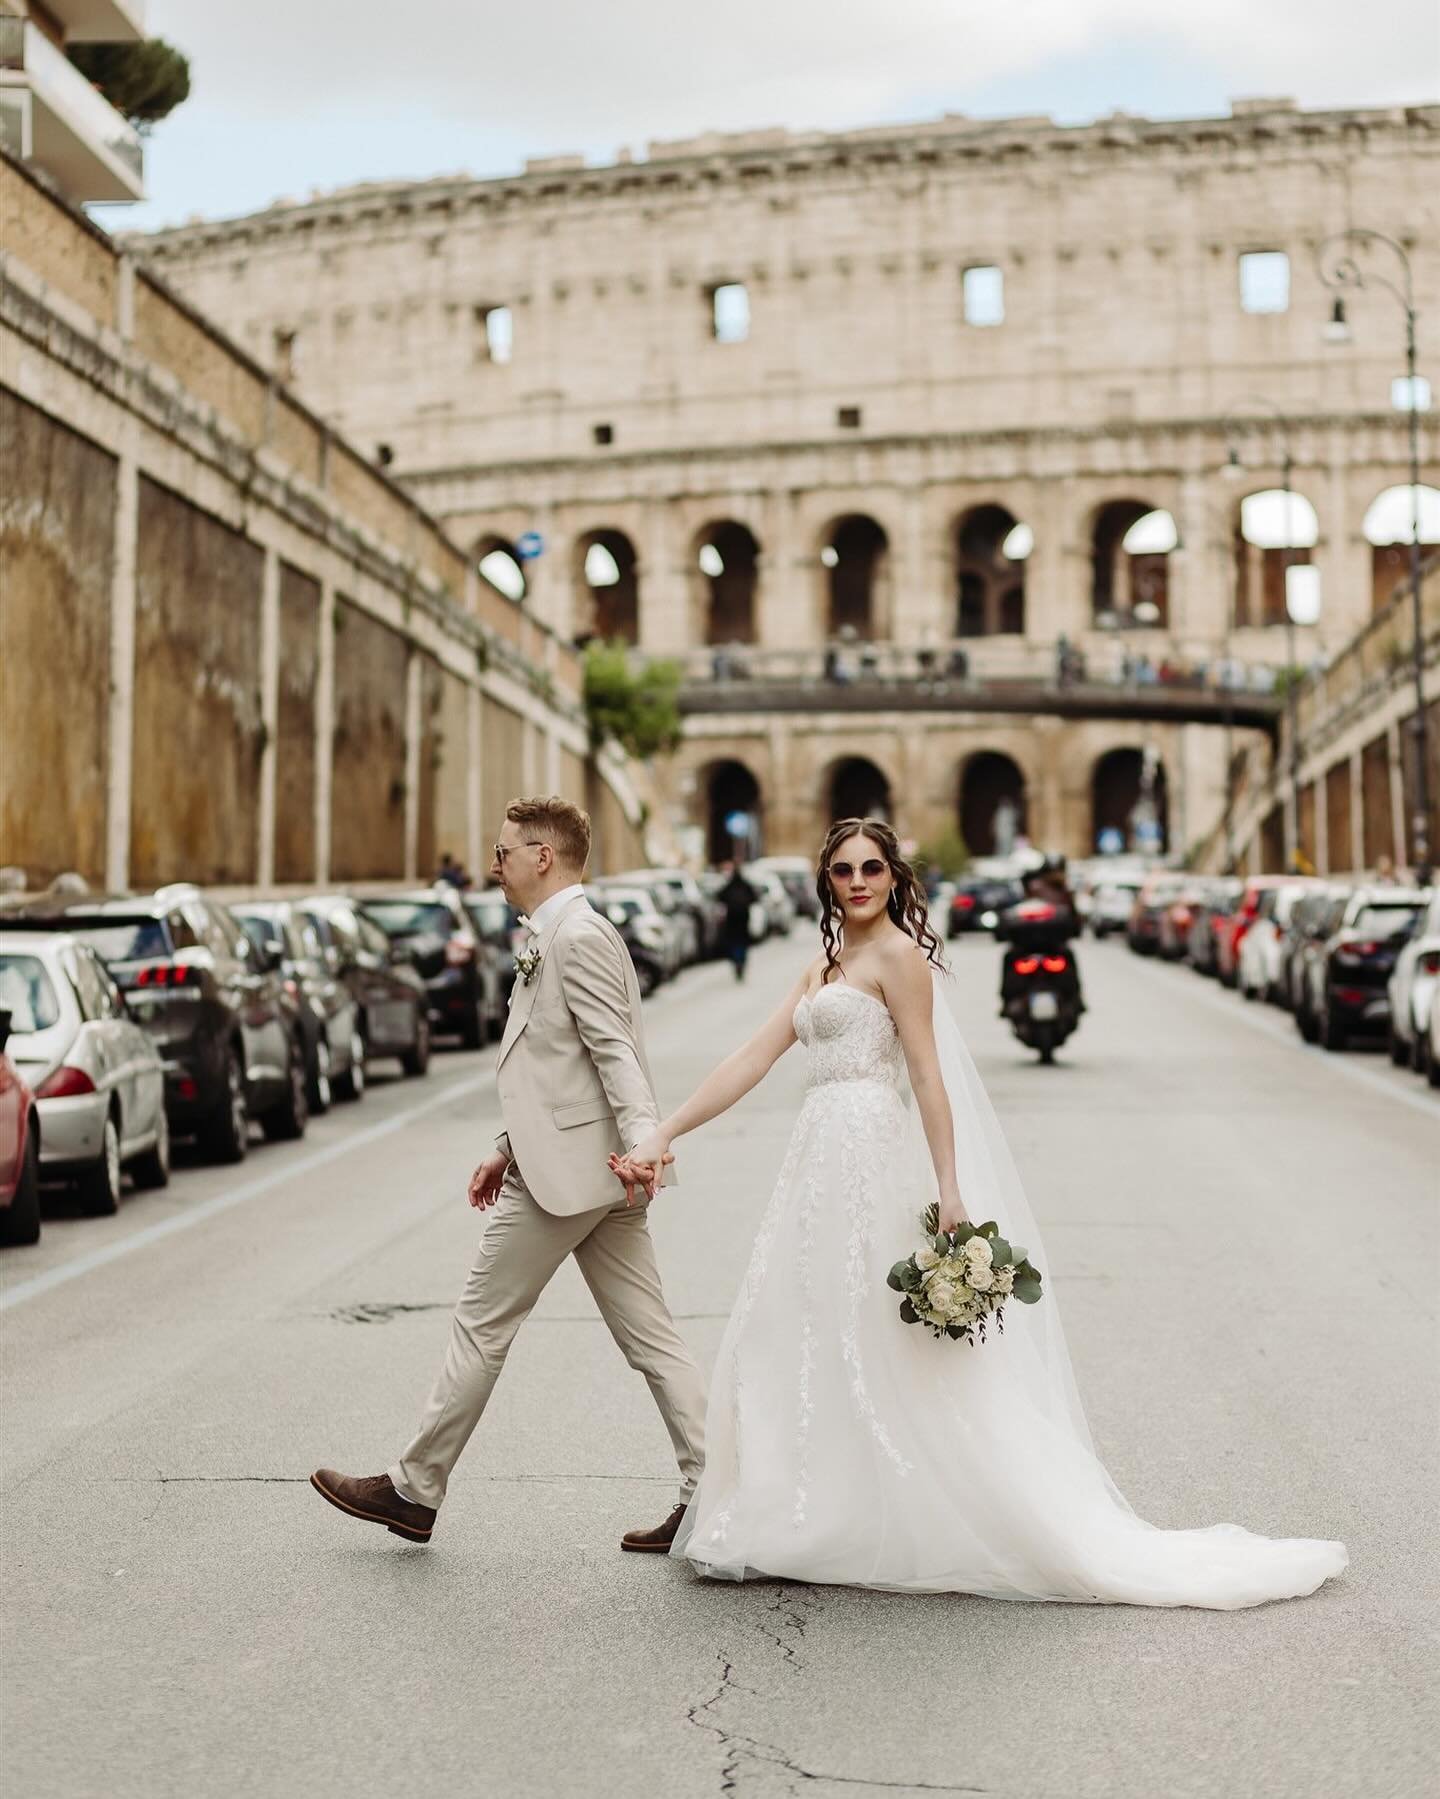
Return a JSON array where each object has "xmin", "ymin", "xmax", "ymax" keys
[{"xmin": 672, "ymin": 978, "xmax": 1348, "ymax": 1608}]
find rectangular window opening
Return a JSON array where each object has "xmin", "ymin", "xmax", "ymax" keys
[
  {"xmin": 962, "ymin": 264, "xmax": 1004, "ymax": 327},
  {"xmin": 1238, "ymin": 251, "xmax": 1289, "ymax": 315},
  {"xmin": 593, "ymin": 422, "xmax": 614, "ymax": 446},
  {"xmin": 711, "ymin": 282, "xmax": 750, "ymax": 343},
  {"xmin": 836, "ymin": 406, "xmax": 862, "ymax": 429},
  {"xmin": 481, "ymin": 304, "xmax": 513, "ymax": 363}
]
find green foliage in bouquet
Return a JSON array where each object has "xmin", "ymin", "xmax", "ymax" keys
[{"xmin": 886, "ymin": 1203, "xmax": 1043, "ymax": 1344}]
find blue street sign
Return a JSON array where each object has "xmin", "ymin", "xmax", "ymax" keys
[
  {"xmin": 516, "ymin": 531, "xmax": 544, "ymax": 560},
  {"xmin": 1097, "ymin": 827, "xmax": 1125, "ymax": 856},
  {"xmin": 725, "ymin": 811, "xmax": 752, "ymax": 838}
]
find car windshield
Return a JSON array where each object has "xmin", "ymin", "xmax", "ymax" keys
[
  {"xmin": 601, "ymin": 892, "xmax": 648, "ymax": 919},
  {"xmin": 0, "ymin": 954, "xmax": 61, "ymax": 1034},
  {"xmin": 58, "ymin": 917, "xmax": 171, "ymax": 962},
  {"xmin": 1351, "ymin": 903, "xmax": 1422, "ymax": 936},
  {"xmin": 360, "ymin": 901, "xmax": 452, "ymax": 938}
]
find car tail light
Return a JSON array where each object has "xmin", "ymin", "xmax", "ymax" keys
[
  {"xmin": 1016, "ymin": 901, "xmax": 1057, "ymax": 922},
  {"xmin": 36, "ymin": 1065, "xmax": 96, "ymax": 1099},
  {"xmin": 1420, "ymin": 951, "xmax": 1440, "ymax": 976},
  {"xmin": 1014, "ymin": 955, "xmax": 1041, "ymax": 976},
  {"xmin": 178, "ymin": 1076, "xmax": 198, "ymax": 1101},
  {"xmin": 1041, "ymin": 954, "xmax": 1068, "ymax": 974},
  {"xmin": 955, "ymin": 894, "xmax": 975, "ymax": 910},
  {"xmin": 444, "ymin": 936, "xmax": 475, "ymax": 966},
  {"xmin": 134, "ymin": 964, "xmax": 198, "ymax": 988},
  {"xmin": 1332, "ymin": 986, "xmax": 1368, "ymax": 1005}
]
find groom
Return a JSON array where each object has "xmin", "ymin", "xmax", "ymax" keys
[{"xmin": 311, "ymin": 797, "xmax": 706, "ymax": 1550}]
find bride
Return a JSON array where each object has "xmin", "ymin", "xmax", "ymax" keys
[{"xmin": 615, "ymin": 818, "xmax": 1347, "ymax": 1608}]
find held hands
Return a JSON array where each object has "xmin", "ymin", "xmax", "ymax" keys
[
  {"xmin": 467, "ymin": 1151, "xmax": 509, "ymax": 1210},
  {"xmin": 608, "ymin": 1130, "xmax": 675, "ymax": 1207}
]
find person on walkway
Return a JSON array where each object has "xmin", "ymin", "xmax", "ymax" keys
[
  {"xmin": 716, "ymin": 861, "xmax": 759, "ymax": 982},
  {"xmin": 312, "ymin": 797, "xmax": 705, "ymax": 1552}
]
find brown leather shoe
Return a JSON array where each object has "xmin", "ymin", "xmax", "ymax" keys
[
  {"xmin": 310, "ymin": 1468, "xmax": 436, "ymax": 1543},
  {"xmin": 620, "ymin": 1501, "xmax": 687, "ymax": 1553}
]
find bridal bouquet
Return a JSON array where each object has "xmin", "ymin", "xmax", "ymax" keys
[{"xmin": 887, "ymin": 1204, "xmax": 1042, "ymax": 1344}]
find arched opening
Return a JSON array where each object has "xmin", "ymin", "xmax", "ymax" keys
[
  {"xmin": 474, "ymin": 536, "xmax": 527, "ymax": 604},
  {"xmin": 694, "ymin": 521, "xmax": 759, "ymax": 645},
  {"xmin": 828, "ymin": 757, "xmax": 892, "ymax": 823},
  {"xmin": 1090, "ymin": 500, "xmax": 1176, "ymax": 628},
  {"xmin": 824, "ymin": 515, "xmax": 889, "ymax": 639},
  {"xmin": 573, "ymin": 528, "xmax": 639, "ymax": 645},
  {"xmin": 955, "ymin": 505, "xmax": 1030, "ymax": 636},
  {"xmin": 1231, "ymin": 490, "xmax": 1320, "ymax": 629},
  {"xmin": 705, "ymin": 760, "xmax": 762, "ymax": 864},
  {"xmin": 1091, "ymin": 748, "xmax": 1169, "ymax": 854},
  {"xmin": 1363, "ymin": 484, "xmax": 1440, "ymax": 614},
  {"xmin": 959, "ymin": 753, "xmax": 1027, "ymax": 857}
]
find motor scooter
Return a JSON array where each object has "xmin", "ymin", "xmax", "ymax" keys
[{"xmin": 996, "ymin": 898, "xmax": 1084, "ymax": 1064}]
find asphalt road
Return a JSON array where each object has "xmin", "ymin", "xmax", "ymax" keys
[{"xmin": 2, "ymin": 933, "xmax": 1436, "ymax": 1799}]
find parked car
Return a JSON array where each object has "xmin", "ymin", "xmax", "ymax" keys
[
  {"xmin": 747, "ymin": 856, "xmax": 822, "ymax": 920},
  {"xmin": 948, "ymin": 877, "xmax": 1025, "ymax": 938},
  {"xmin": 355, "ymin": 888, "xmax": 505, "ymax": 1047},
  {"xmin": 301, "ymin": 897, "xmax": 430, "ymax": 1077},
  {"xmin": 1385, "ymin": 888, "xmax": 1440, "ymax": 1071},
  {"xmin": 613, "ymin": 869, "xmax": 710, "ymax": 964},
  {"xmin": 1185, "ymin": 881, "xmax": 1241, "ymax": 974},
  {"xmin": 461, "ymin": 889, "xmax": 527, "ymax": 1002},
  {"xmin": 584, "ymin": 885, "xmax": 669, "ymax": 997},
  {"xmin": 1423, "ymin": 975, "xmax": 1440, "ymax": 1087},
  {"xmin": 0, "ymin": 932, "xmax": 170, "ymax": 1211},
  {"xmin": 0, "ymin": 1006, "xmax": 41, "ymax": 1246},
  {"xmin": 1126, "ymin": 873, "xmax": 1186, "ymax": 955},
  {"xmin": 0, "ymin": 888, "xmax": 307, "ymax": 1162},
  {"xmin": 1086, "ymin": 874, "xmax": 1143, "ymax": 939},
  {"xmin": 1300, "ymin": 887, "xmax": 1426, "ymax": 1050},
  {"xmin": 1238, "ymin": 881, "xmax": 1322, "ymax": 1003},
  {"xmin": 1157, "ymin": 883, "xmax": 1208, "ymax": 961},
  {"xmin": 231, "ymin": 901, "xmax": 365, "ymax": 1109},
  {"xmin": 1280, "ymin": 885, "xmax": 1348, "ymax": 1019},
  {"xmin": 744, "ymin": 866, "xmax": 797, "ymax": 939},
  {"xmin": 1215, "ymin": 876, "xmax": 1289, "ymax": 988}
]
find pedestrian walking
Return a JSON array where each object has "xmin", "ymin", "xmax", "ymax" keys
[{"xmin": 716, "ymin": 861, "xmax": 759, "ymax": 982}]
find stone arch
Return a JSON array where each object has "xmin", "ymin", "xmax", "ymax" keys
[
  {"xmin": 1091, "ymin": 747, "xmax": 1169, "ymax": 854},
  {"xmin": 822, "ymin": 514, "xmax": 890, "ymax": 640},
  {"xmin": 1363, "ymin": 483, "xmax": 1440, "ymax": 614},
  {"xmin": 959, "ymin": 751, "xmax": 1028, "ymax": 857},
  {"xmin": 1090, "ymin": 499, "xmax": 1176, "ymax": 628},
  {"xmin": 702, "ymin": 758, "xmax": 764, "ymax": 862},
  {"xmin": 473, "ymin": 534, "xmax": 527, "ymax": 603},
  {"xmin": 1231, "ymin": 489, "xmax": 1320, "ymax": 630},
  {"xmin": 955, "ymin": 504, "xmax": 1031, "ymax": 637},
  {"xmin": 692, "ymin": 519, "xmax": 760, "ymax": 646},
  {"xmin": 824, "ymin": 755, "xmax": 892, "ymax": 823},
  {"xmin": 572, "ymin": 527, "xmax": 639, "ymax": 644}
]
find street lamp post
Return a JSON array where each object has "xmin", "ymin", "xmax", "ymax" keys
[
  {"xmin": 1318, "ymin": 229, "xmax": 1431, "ymax": 882},
  {"xmin": 1223, "ymin": 399, "xmax": 1301, "ymax": 869}
]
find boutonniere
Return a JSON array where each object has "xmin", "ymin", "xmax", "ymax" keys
[{"xmin": 514, "ymin": 945, "xmax": 543, "ymax": 987}]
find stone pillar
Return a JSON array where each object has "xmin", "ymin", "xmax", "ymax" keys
[
  {"xmin": 467, "ymin": 682, "xmax": 485, "ymax": 875},
  {"xmin": 256, "ymin": 546, "xmax": 281, "ymax": 888},
  {"xmin": 638, "ymin": 500, "xmax": 690, "ymax": 654},
  {"xmin": 543, "ymin": 635, "xmax": 562, "ymax": 792},
  {"xmin": 403, "ymin": 649, "xmax": 422, "ymax": 880},
  {"xmin": 888, "ymin": 481, "xmax": 937, "ymax": 644},
  {"xmin": 1026, "ymin": 475, "xmax": 1083, "ymax": 645},
  {"xmin": 1316, "ymin": 448, "xmax": 1374, "ymax": 649},
  {"xmin": 1349, "ymin": 749, "xmax": 1365, "ymax": 872},
  {"xmin": 1169, "ymin": 471, "xmax": 1211, "ymax": 650},
  {"xmin": 1388, "ymin": 720, "xmax": 1408, "ymax": 869},
  {"xmin": 1313, "ymin": 774, "xmax": 1329, "ymax": 875},
  {"xmin": 314, "ymin": 582, "xmax": 336, "ymax": 885},
  {"xmin": 104, "ymin": 435, "xmax": 139, "ymax": 892}
]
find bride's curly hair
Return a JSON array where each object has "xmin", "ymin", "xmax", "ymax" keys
[{"xmin": 816, "ymin": 817, "xmax": 946, "ymax": 984}]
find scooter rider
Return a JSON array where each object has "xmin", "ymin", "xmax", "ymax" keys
[{"xmin": 999, "ymin": 855, "xmax": 1086, "ymax": 1014}]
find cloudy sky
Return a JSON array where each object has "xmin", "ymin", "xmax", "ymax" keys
[{"xmin": 98, "ymin": 0, "xmax": 1439, "ymax": 233}]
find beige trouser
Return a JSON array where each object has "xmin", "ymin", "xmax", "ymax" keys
[{"xmin": 390, "ymin": 1164, "xmax": 706, "ymax": 1511}]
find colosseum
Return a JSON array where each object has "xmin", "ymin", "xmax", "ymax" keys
[{"xmin": 136, "ymin": 97, "xmax": 1440, "ymax": 864}]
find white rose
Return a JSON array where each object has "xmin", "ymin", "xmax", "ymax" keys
[
  {"xmin": 966, "ymin": 1262, "xmax": 995, "ymax": 1292},
  {"xmin": 927, "ymin": 1280, "xmax": 956, "ymax": 1314},
  {"xmin": 965, "ymin": 1237, "xmax": 993, "ymax": 1268},
  {"xmin": 993, "ymin": 1265, "xmax": 1015, "ymax": 1295},
  {"xmin": 915, "ymin": 1247, "xmax": 940, "ymax": 1272}
]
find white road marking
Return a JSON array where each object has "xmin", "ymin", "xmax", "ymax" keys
[
  {"xmin": 0, "ymin": 1069, "xmax": 492, "ymax": 1315},
  {"xmin": 1143, "ymin": 957, "xmax": 1440, "ymax": 1122}
]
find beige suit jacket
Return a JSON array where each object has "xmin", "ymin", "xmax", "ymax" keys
[{"xmin": 493, "ymin": 893, "xmax": 673, "ymax": 1217}]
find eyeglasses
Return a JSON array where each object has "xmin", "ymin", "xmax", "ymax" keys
[
  {"xmin": 493, "ymin": 841, "xmax": 545, "ymax": 865},
  {"xmin": 829, "ymin": 859, "xmax": 888, "ymax": 881}
]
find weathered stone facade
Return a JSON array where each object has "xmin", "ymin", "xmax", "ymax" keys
[{"xmin": 136, "ymin": 101, "xmax": 1440, "ymax": 860}]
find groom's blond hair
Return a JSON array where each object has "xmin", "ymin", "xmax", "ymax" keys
[{"xmin": 505, "ymin": 796, "xmax": 591, "ymax": 875}]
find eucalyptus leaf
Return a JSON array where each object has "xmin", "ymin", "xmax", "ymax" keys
[
  {"xmin": 1013, "ymin": 1276, "xmax": 1043, "ymax": 1305},
  {"xmin": 934, "ymin": 1234, "xmax": 950, "ymax": 1256},
  {"xmin": 886, "ymin": 1265, "xmax": 906, "ymax": 1292},
  {"xmin": 989, "ymin": 1236, "xmax": 1012, "ymax": 1265},
  {"xmin": 899, "ymin": 1298, "xmax": 919, "ymax": 1324}
]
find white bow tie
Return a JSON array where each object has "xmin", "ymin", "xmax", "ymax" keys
[{"xmin": 519, "ymin": 915, "xmax": 537, "ymax": 937}]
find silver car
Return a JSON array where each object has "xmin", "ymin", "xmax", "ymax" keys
[{"xmin": 0, "ymin": 932, "xmax": 169, "ymax": 1213}]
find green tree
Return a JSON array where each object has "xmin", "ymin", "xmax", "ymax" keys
[
  {"xmin": 582, "ymin": 641, "xmax": 683, "ymax": 761},
  {"xmin": 67, "ymin": 39, "xmax": 191, "ymax": 129},
  {"xmin": 916, "ymin": 824, "xmax": 970, "ymax": 880}
]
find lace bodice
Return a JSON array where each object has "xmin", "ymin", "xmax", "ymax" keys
[{"xmin": 794, "ymin": 983, "xmax": 904, "ymax": 1091}]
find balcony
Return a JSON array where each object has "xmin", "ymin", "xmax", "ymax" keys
[{"xmin": 0, "ymin": 18, "xmax": 144, "ymax": 202}]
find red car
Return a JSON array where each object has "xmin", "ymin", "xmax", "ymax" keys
[
  {"xmin": 1216, "ymin": 876, "xmax": 1288, "ymax": 989},
  {"xmin": 0, "ymin": 1004, "xmax": 41, "ymax": 1246}
]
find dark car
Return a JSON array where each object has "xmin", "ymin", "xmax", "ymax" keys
[
  {"xmin": 1302, "ymin": 888, "xmax": 1426, "ymax": 1050},
  {"xmin": 585, "ymin": 885, "xmax": 669, "ymax": 997},
  {"xmin": 1186, "ymin": 883, "xmax": 1240, "ymax": 975},
  {"xmin": 355, "ymin": 888, "xmax": 505, "ymax": 1048},
  {"xmin": 461, "ymin": 889, "xmax": 527, "ymax": 1003},
  {"xmin": 232, "ymin": 901, "xmax": 365, "ymax": 1109},
  {"xmin": 1126, "ymin": 873, "xmax": 1186, "ymax": 955},
  {"xmin": 0, "ymin": 886, "xmax": 307, "ymax": 1162},
  {"xmin": 0, "ymin": 1007, "xmax": 41, "ymax": 1246},
  {"xmin": 301, "ymin": 897, "xmax": 431, "ymax": 1077},
  {"xmin": 948, "ymin": 877, "xmax": 1024, "ymax": 938},
  {"xmin": 1281, "ymin": 886, "xmax": 1347, "ymax": 1019}
]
